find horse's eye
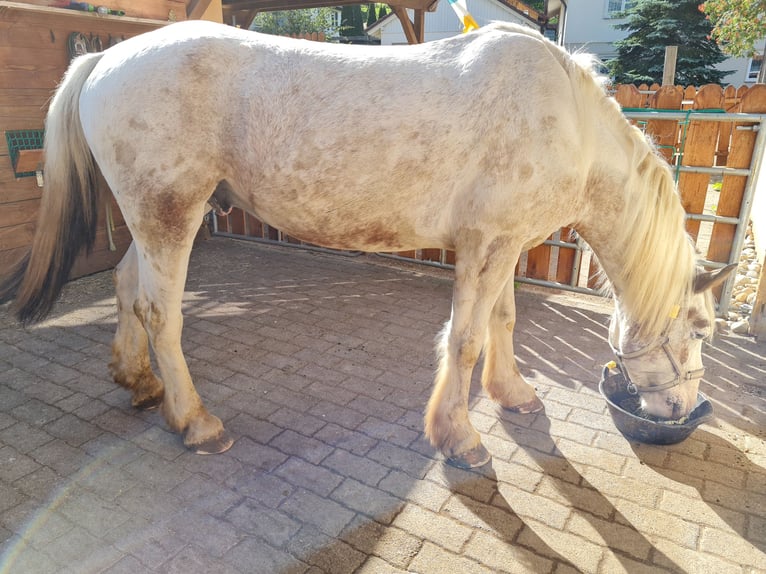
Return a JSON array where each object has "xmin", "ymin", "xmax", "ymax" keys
[{"xmin": 692, "ymin": 323, "xmax": 710, "ymax": 340}]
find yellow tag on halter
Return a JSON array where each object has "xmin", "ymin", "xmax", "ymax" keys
[
  {"xmin": 605, "ymin": 361, "xmax": 617, "ymax": 370},
  {"xmin": 669, "ymin": 304, "xmax": 680, "ymax": 319}
]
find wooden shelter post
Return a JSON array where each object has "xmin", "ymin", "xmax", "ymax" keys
[{"xmin": 391, "ymin": 5, "xmax": 425, "ymax": 44}]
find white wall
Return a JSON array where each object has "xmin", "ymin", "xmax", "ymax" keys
[
  {"xmin": 562, "ymin": 0, "xmax": 627, "ymax": 59},
  {"xmin": 376, "ymin": 1, "xmax": 536, "ymax": 45}
]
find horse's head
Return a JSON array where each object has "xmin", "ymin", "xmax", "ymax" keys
[{"xmin": 608, "ymin": 264, "xmax": 736, "ymax": 420}]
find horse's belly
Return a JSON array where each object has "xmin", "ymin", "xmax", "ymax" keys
[{"xmin": 241, "ymin": 199, "xmax": 442, "ymax": 253}]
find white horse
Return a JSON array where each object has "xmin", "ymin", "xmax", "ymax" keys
[{"xmin": 0, "ymin": 21, "xmax": 733, "ymax": 468}]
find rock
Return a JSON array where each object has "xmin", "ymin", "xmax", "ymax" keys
[
  {"xmin": 735, "ymin": 288, "xmax": 754, "ymax": 302},
  {"xmin": 747, "ymin": 293, "xmax": 756, "ymax": 305},
  {"xmin": 715, "ymin": 318, "xmax": 729, "ymax": 333},
  {"xmin": 731, "ymin": 319, "xmax": 750, "ymax": 334},
  {"xmin": 746, "ymin": 270, "xmax": 759, "ymax": 279}
]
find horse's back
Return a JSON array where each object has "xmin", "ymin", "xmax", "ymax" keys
[{"xmin": 79, "ymin": 21, "xmax": 590, "ymax": 252}]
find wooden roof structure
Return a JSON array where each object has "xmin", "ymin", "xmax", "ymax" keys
[{"xmin": 221, "ymin": 0, "xmax": 437, "ymax": 44}]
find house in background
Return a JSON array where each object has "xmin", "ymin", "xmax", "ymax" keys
[
  {"xmin": 546, "ymin": 0, "xmax": 764, "ymax": 86},
  {"xmin": 366, "ymin": 0, "xmax": 542, "ymax": 45}
]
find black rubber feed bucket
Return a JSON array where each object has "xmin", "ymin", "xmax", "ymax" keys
[{"xmin": 599, "ymin": 368, "xmax": 714, "ymax": 445}]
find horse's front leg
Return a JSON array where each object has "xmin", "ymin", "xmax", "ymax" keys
[
  {"xmin": 481, "ymin": 276, "xmax": 543, "ymax": 413},
  {"xmin": 424, "ymin": 237, "xmax": 518, "ymax": 468}
]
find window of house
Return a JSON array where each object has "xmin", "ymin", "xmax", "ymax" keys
[
  {"xmin": 747, "ymin": 56, "xmax": 762, "ymax": 82},
  {"xmin": 606, "ymin": 0, "xmax": 636, "ymax": 17}
]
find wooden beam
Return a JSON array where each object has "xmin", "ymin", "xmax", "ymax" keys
[
  {"xmin": 222, "ymin": 6, "xmax": 258, "ymax": 27},
  {"xmin": 413, "ymin": 8, "xmax": 424, "ymax": 43},
  {"xmin": 224, "ymin": 0, "xmax": 435, "ymax": 12},
  {"xmin": 187, "ymin": 0, "xmax": 214, "ymax": 19},
  {"xmin": 391, "ymin": 5, "xmax": 418, "ymax": 44}
]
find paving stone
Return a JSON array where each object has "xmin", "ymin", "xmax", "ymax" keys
[
  {"xmin": 170, "ymin": 473, "xmax": 242, "ymax": 517},
  {"xmin": 268, "ymin": 407, "xmax": 327, "ymax": 436},
  {"xmin": 122, "ymin": 452, "xmax": 192, "ymax": 493},
  {"xmin": 160, "ymin": 544, "xmax": 242, "ymax": 574},
  {"xmin": 29, "ymin": 439, "xmax": 95, "ymax": 477},
  {"xmin": 366, "ymin": 442, "xmax": 434, "ymax": 479},
  {"xmin": 275, "ymin": 456, "xmax": 344, "ymax": 497},
  {"xmin": 378, "ymin": 471, "xmax": 452, "ymax": 513},
  {"xmin": 1, "ymin": 539, "xmax": 60, "ymax": 574},
  {"xmin": 355, "ymin": 555, "xmax": 411, "ymax": 574},
  {"xmin": 226, "ymin": 498, "xmax": 302, "ymax": 546},
  {"xmin": 270, "ymin": 429, "xmax": 334, "ymax": 465},
  {"xmin": 0, "ymin": 483, "xmax": 27, "ymax": 515},
  {"xmin": 322, "ymin": 448, "xmax": 390, "ymax": 486},
  {"xmin": 56, "ymin": 488, "xmax": 133, "ymax": 537},
  {"xmin": 331, "ymin": 478, "xmax": 404, "ymax": 524},
  {"xmin": 358, "ymin": 417, "xmax": 419, "ymax": 448},
  {"xmin": 340, "ymin": 515, "xmax": 422, "ymax": 569},
  {"xmin": 43, "ymin": 413, "xmax": 103, "ymax": 447},
  {"xmin": 280, "ymin": 488, "xmax": 356, "ymax": 538},
  {"xmin": 13, "ymin": 465, "xmax": 61, "ymax": 500},
  {"xmin": 227, "ymin": 437, "xmax": 289, "ymax": 471},
  {"xmin": 408, "ymin": 541, "xmax": 495, "ymax": 574},
  {"xmin": 0, "ymin": 446, "xmax": 40, "ymax": 483},
  {"xmin": 392, "ymin": 505, "xmax": 473, "ymax": 553},
  {"xmin": 168, "ymin": 509, "xmax": 241, "ymax": 558},
  {"xmin": 41, "ymin": 524, "xmax": 105, "ymax": 567},
  {"xmin": 314, "ymin": 423, "xmax": 379, "ymax": 456},
  {"xmin": 225, "ymin": 469, "xmax": 295, "ymax": 509},
  {"xmin": 463, "ymin": 530, "xmax": 554, "ymax": 574},
  {"xmin": 225, "ymin": 536, "xmax": 309, "ymax": 574},
  {"xmin": 109, "ymin": 521, "xmax": 186, "ymax": 570},
  {"xmin": 286, "ymin": 524, "xmax": 365, "ymax": 574}
]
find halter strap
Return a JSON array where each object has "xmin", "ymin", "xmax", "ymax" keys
[{"xmin": 608, "ymin": 329, "xmax": 705, "ymax": 395}]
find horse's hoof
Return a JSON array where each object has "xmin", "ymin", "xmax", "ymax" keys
[
  {"xmin": 505, "ymin": 396, "xmax": 544, "ymax": 414},
  {"xmin": 132, "ymin": 393, "xmax": 164, "ymax": 411},
  {"xmin": 188, "ymin": 430, "xmax": 234, "ymax": 455},
  {"xmin": 446, "ymin": 443, "xmax": 491, "ymax": 469}
]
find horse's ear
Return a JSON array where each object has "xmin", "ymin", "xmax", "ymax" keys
[{"xmin": 693, "ymin": 264, "xmax": 737, "ymax": 293}]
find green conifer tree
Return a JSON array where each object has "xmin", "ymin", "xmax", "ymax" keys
[{"xmin": 608, "ymin": 0, "xmax": 732, "ymax": 85}]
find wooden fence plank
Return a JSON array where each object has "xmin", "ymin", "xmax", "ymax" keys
[
  {"xmin": 614, "ymin": 84, "xmax": 642, "ymax": 109},
  {"xmin": 678, "ymin": 84, "xmax": 724, "ymax": 242},
  {"xmin": 718, "ymin": 85, "xmax": 740, "ymax": 166},
  {"xmin": 708, "ymin": 86, "xmax": 766, "ymax": 277},
  {"xmin": 524, "ymin": 235, "xmax": 552, "ymax": 281},
  {"xmin": 555, "ymin": 228, "xmax": 575, "ymax": 285},
  {"xmin": 646, "ymin": 85, "xmax": 683, "ymax": 163}
]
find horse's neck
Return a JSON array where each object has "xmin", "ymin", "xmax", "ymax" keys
[{"xmin": 577, "ymin": 137, "xmax": 695, "ymax": 340}]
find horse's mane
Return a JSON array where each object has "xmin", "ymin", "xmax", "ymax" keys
[
  {"xmin": 487, "ymin": 22, "xmax": 698, "ymax": 339},
  {"xmin": 573, "ymin": 56, "xmax": 698, "ymax": 339}
]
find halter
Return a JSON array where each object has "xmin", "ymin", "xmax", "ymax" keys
[{"xmin": 607, "ymin": 305, "xmax": 705, "ymax": 395}]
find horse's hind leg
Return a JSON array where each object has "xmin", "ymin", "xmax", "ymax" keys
[
  {"xmin": 132, "ymin": 230, "xmax": 232, "ymax": 454},
  {"xmin": 481, "ymin": 277, "xmax": 543, "ymax": 413},
  {"xmin": 110, "ymin": 242, "xmax": 164, "ymax": 409}
]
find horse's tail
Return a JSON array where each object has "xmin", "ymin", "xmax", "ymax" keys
[{"xmin": 0, "ymin": 52, "xmax": 105, "ymax": 324}]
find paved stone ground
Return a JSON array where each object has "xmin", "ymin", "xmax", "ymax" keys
[{"xmin": 0, "ymin": 237, "xmax": 764, "ymax": 574}]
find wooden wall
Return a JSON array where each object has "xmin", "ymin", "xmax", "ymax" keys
[{"xmin": 0, "ymin": 1, "xmax": 186, "ymax": 278}]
